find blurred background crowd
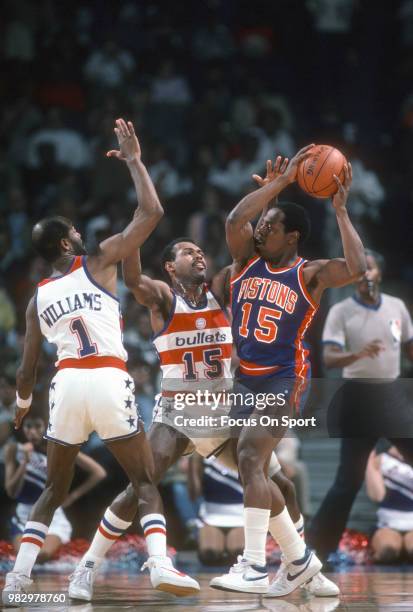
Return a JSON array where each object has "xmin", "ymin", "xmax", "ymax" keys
[{"xmin": 1, "ymin": 0, "xmax": 413, "ymax": 552}]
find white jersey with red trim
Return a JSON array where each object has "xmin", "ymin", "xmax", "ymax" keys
[
  {"xmin": 36, "ymin": 256, "xmax": 127, "ymax": 364},
  {"xmin": 153, "ymin": 290, "xmax": 233, "ymax": 394}
]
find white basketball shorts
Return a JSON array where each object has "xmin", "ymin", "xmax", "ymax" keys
[
  {"xmin": 14, "ymin": 504, "xmax": 72, "ymax": 544},
  {"xmin": 46, "ymin": 367, "xmax": 141, "ymax": 446}
]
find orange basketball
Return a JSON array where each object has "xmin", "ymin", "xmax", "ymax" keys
[{"xmin": 297, "ymin": 145, "xmax": 346, "ymax": 198}]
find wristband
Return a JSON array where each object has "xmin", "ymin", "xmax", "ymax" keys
[{"xmin": 16, "ymin": 392, "xmax": 32, "ymax": 409}]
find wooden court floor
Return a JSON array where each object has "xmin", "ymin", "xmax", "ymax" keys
[{"xmin": 2, "ymin": 567, "xmax": 413, "ymax": 611}]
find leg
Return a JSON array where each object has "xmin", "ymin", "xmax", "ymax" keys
[
  {"xmin": 226, "ymin": 527, "xmax": 244, "ymax": 562},
  {"xmin": 271, "ymin": 470, "xmax": 301, "ymax": 524},
  {"xmin": 10, "ymin": 441, "xmax": 79, "ymax": 578},
  {"xmin": 307, "ymin": 437, "xmax": 376, "ymax": 559},
  {"xmin": 371, "ymin": 528, "xmax": 403, "ymax": 563},
  {"xmin": 198, "ymin": 525, "xmax": 225, "ymax": 565},
  {"xmin": 107, "ymin": 424, "xmax": 189, "ymax": 522},
  {"xmin": 37, "ymin": 535, "xmax": 62, "ymax": 563},
  {"xmin": 403, "ymin": 531, "xmax": 413, "ymax": 561}
]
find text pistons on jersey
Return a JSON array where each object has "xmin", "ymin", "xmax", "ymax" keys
[
  {"xmin": 237, "ymin": 277, "xmax": 298, "ymax": 314},
  {"xmin": 175, "ymin": 331, "xmax": 228, "ymax": 346},
  {"xmin": 39, "ymin": 292, "xmax": 102, "ymax": 328}
]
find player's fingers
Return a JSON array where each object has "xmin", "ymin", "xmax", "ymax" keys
[
  {"xmin": 274, "ymin": 156, "xmax": 281, "ymax": 172},
  {"xmin": 348, "ymin": 161, "xmax": 353, "ymax": 182},
  {"xmin": 333, "ymin": 175, "xmax": 343, "ymax": 189},
  {"xmin": 117, "ymin": 118, "xmax": 129, "ymax": 137},
  {"xmin": 266, "ymin": 160, "xmax": 272, "ymax": 176},
  {"xmin": 252, "ymin": 174, "xmax": 264, "ymax": 185},
  {"xmin": 106, "ymin": 150, "xmax": 120, "ymax": 158},
  {"xmin": 280, "ymin": 157, "xmax": 289, "ymax": 173},
  {"xmin": 128, "ymin": 121, "xmax": 135, "ymax": 135}
]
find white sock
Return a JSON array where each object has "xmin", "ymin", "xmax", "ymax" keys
[
  {"xmin": 268, "ymin": 507, "xmax": 306, "ymax": 563},
  {"xmin": 14, "ymin": 521, "xmax": 48, "ymax": 576},
  {"xmin": 140, "ymin": 513, "xmax": 167, "ymax": 558},
  {"xmin": 294, "ymin": 514, "xmax": 305, "ymax": 538},
  {"xmin": 81, "ymin": 508, "xmax": 131, "ymax": 569},
  {"xmin": 243, "ymin": 507, "xmax": 270, "ymax": 567}
]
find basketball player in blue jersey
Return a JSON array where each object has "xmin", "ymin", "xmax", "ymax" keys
[
  {"xmin": 2, "ymin": 119, "xmax": 195, "ymax": 602},
  {"xmin": 210, "ymin": 145, "xmax": 367, "ymax": 596}
]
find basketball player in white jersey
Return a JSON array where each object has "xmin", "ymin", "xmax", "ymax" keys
[{"xmin": 2, "ymin": 119, "xmax": 198, "ymax": 602}]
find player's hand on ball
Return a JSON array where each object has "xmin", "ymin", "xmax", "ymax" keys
[
  {"xmin": 332, "ymin": 162, "xmax": 352, "ymax": 212},
  {"xmin": 283, "ymin": 144, "xmax": 315, "ymax": 184},
  {"xmin": 252, "ymin": 156, "xmax": 289, "ymax": 186},
  {"xmin": 106, "ymin": 118, "xmax": 141, "ymax": 163}
]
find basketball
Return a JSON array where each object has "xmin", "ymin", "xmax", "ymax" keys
[{"xmin": 297, "ymin": 144, "xmax": 347, "ymax": 198}]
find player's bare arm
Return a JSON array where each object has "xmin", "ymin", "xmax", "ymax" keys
[
  {"xmin": 226, "ymin": 145, "xmax": 314, "ymax": 269},
  {"xmin": 302, "ymin": 163, "xmax": 367, "ymax": 302},
  {"xmin": 123, "ymin": 249, "xmax": 173, "ymax": 335},
  {"xmin": 87, "ymin": 119, "xmax": 164, "ymax": 291},
  {"xmin": 15, "ymin": 297, "xmax": 42, "ymax": 429}
]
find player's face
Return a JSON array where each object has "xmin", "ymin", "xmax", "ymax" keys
[
  {"xmin": 357, "ymin": 254, "xmax": 381, "ymax": 296},
  {"xmin": 67, "ymin": 226, "xmax": 87, "ymax": 256},
  {"xmin": 170, "ymin": 242, "xmax": 207, "ymax": 284},
  {"xmin": 23, "ymin": 419, "xmax": 45, "ymax": 446},
  {"xmin": 254, "ymin": 209, "xmax": 292, "ymax": 259}
]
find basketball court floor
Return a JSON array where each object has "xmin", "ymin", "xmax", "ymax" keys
[{"xmin": 2, "ymin": 565, "xmax": 413, "ymax": 611}]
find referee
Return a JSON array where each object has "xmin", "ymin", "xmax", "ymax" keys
[{"xmin": 307, "ymin": 249, "xmax": 413, "ymax": 561}]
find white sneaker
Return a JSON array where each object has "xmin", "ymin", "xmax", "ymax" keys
[
  {"xmin": 209, "ymin": 556, "xmax": 269, "ymax": 594},
  {"xmin": 68, "ymin": 563, "xmax": 98, "ymax": 601},
  {"xmin": 265, "ymin": 548, "xmax": 322, "ymax": 597},
  {"xmin": 141, "ymin": 556, "xmax": 200, "ymax": 597},
  {"xmin": 2, "ymin": 572, "xmax": 33, "ymax": 606},
  {"xmin": 302, "ymin": 572, "xmax": 340, "ymax": 597}
]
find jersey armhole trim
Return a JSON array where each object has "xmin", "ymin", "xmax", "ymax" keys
[
  {"xmin": 82, "ymin": 256, "xmax": 119, "ymax": 303},
  {"xmin": 297, "ymin": 261, "xmax": 319, "ymax": 309},
  {"xmin": 152, "ymin": 292, "xmax": 177, "ymax": 340}
]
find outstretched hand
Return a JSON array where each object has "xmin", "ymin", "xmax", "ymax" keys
[
  {"xmin": 106, "ymin": 118, "xmax": 141, "ymax": 163},
  {"xmin": 332, "ymin": 162, "xmax": 352, "ymax": 212},
  {"xmin": 252, "ymin": 156, "xmax": 289, "ymax": 187}
]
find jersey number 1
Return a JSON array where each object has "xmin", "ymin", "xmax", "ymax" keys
[{"xmin": 70, "ymin": 318, "xmax": 98, "ymax": 357}]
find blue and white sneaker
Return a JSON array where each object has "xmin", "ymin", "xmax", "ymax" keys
[
  {"xmin": 265, "ymin": 548, "xmax": 322, "ymax": 597},
  {"xmin": 210, "ymin": 556, "xmax": 269, "ymax": 594}
]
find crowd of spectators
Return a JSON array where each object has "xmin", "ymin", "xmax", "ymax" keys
[{"xmin": 1, "ymin": 0, "xmax": 413, "ymax": 542}]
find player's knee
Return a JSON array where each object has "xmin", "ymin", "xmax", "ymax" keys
[
  {"xmin": 237, "ymin": 446, "xmax": 264, "ymax": 483},
  {"xmin": 375, "ymin": 546, "xmax": 400, "ymax": 564}
]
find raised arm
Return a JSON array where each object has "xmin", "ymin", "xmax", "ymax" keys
[
  {"xmin": 91, "ymin": 119, "xmax": 164, "ymax": 268},
  {"xmin": 225, "ymin": 145, "xmax": 313, "ymax": 265},
  {"xmin": 122, "ymin": 248, "xmax": 171, "ymax": 308},
  {"xmin": 62, "ymin": 452, "xmax": 107, "ymax": 508},
  {"xmin": 303, "ymin": 163, "xmax": 367, "ymax": 298},
  {"xmin": 15, "ymin": 297, "xmax": 42, "ymax": 429}
]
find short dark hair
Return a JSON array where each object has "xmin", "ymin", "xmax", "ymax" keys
[
  {"xmin": 32, "ymin": 216, "xmax": 73, "ymax": 263},
  {"xmin": 365, "ymin": 248, "xmax": 385, "ymax": 273},
  {"xmin": 277, "ymin": 202, "xmax": 311, "ymax": 246},
  {"xmin": 160, "ymin": 237, "xmax": 196, "ymax": 269}
]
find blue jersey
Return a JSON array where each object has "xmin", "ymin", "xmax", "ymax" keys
[{"xmin": 230, "ymin": 255, "xmax": 318, "ymax": 384}]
